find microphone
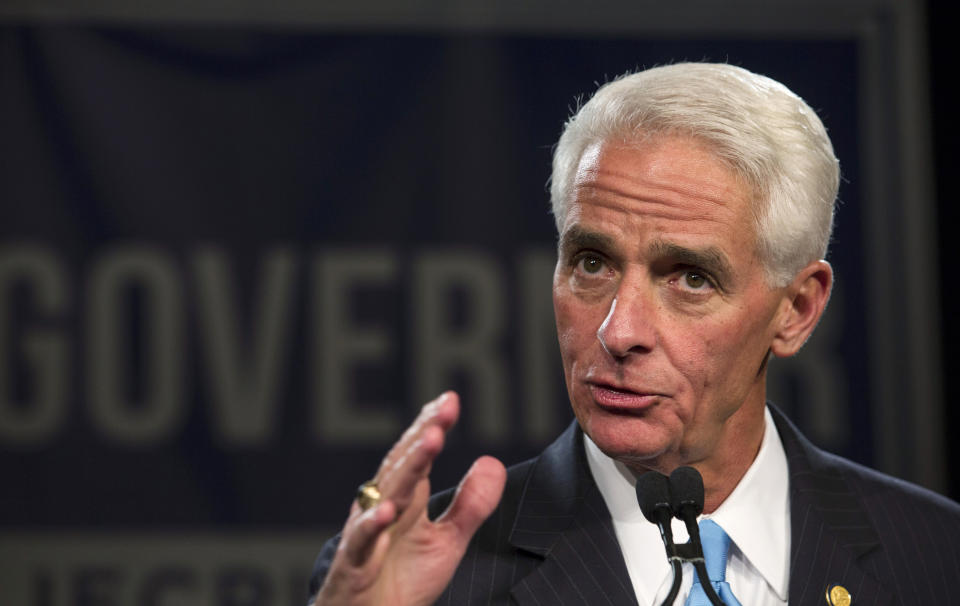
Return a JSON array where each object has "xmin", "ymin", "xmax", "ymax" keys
[
  {"xmin": 670, "ymin": 466, "xmax": 725, "ymax": 606},
  {"xmin": 636, "ymin": 471, "xmax": 676, "ymax": 554},
  {"xmin": 636, "ymin": 472, "xmax": 682, "ymax": 606},
  {"xmin": 669, "ymin": 466, "xmax": 704, "ymax": 535}
]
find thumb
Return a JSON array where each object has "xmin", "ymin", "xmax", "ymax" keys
[{"xmin": 436, "ymin": 456, "xmax": 507, "ymax": 544}]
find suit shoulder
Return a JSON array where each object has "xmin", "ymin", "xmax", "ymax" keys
[
  {"xmin": 824, "ymin": 450, "xmax": 960, "ymax": 521},
  {"xmin": 772, "ymin": 404, "xmax": 960, "ymax": 521}
]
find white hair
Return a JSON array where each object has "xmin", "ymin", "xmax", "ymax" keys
[{"xmin": 550, "ymin": 62, "xmax": 839, "ymax": 286}]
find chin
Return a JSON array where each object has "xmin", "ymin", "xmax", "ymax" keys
[{"xmin": 579, "ymin": 409, "xmax": 677, "ymax": 465}]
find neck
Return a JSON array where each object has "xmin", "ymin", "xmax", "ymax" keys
[{"xmin": 696, "ymin": 399, "xmax": 766, "ymax": 513}]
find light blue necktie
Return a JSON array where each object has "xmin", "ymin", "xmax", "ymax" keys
[{"xmin": 684, "ymin": 519, "xmax": 743, "ymax": 606}]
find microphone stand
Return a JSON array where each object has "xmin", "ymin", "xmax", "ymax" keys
[
  {"xmin": 663, "ymin": 560, "xmax": 682, "ymax": 606},
  {"xmin": 636, "ymin": 472, "xmax": 682, "ymax": 606},
  {"xmin": 671, "ymin": 467, "xmax": 726, "ymax": 606}
]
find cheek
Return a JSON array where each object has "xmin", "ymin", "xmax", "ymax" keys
[
  {"xmin": 670, "ymin": 335, "xmax": 714, "ymax": 390},
  {"xmin": 552, "ymin": 292, "xmax": 575, "ymax": 356},
  {"xmin": 681, "ymin": 319, "xmax": 771, "ymax": 399},
  {"xmin": 553, "ymin": 291, "xmax": 608, "ymax": 368},
  {"xmin": 554, "ymin": 287, "xmax": 586, "ymax": 335},
  {"xmin": 554, "ymin": 304, "xmax": 587, "ymax": 362},
  {"xmin": 668, "ymin": 321, "xmax": 746, "ymax": 389}
]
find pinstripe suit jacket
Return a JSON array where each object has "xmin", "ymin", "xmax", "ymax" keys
[{"xmin": 310, "ymin": 406, "xmax": 960, "ymax": 605}]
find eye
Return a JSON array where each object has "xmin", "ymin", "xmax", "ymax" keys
[
  {"xmin": 578, "ymin": 255, "xmax": 605, "ymax": 274},
  {"xmin": 684, "ymin": 271, "xmax": 708, "ymax": 288},
  {"xmin": 677, "ymin": 270, "xmax": 715, "ymax": 292}
]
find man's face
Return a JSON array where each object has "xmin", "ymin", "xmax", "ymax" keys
[{"xmin": 553, "ymin": 135, "xmax": 788, "ymax": 472}]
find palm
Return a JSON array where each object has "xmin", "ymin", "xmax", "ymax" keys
[{"xmin": 375, "ymin": 488, "xmax": 467, "ymax": 603}]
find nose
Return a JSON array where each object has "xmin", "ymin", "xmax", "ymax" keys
[{"xmin": 596, "ymin": 288, "xmax": 657, "ymax": 358}]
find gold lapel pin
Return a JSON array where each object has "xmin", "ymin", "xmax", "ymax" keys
[{"xmin": 825, "ymin": 584, "xmax": 851, "ymax": 605}]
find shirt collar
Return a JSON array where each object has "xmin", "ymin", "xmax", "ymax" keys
[
  {"xmin": 584, "ymin": 406, "xmax": 790, "ymax": 602},
  {"xmin": 706, "ymin": 407, "xmax": 790, "ymax": 600}
]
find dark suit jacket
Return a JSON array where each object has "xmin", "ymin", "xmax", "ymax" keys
[{"xmin": 310, "ymin": 407, "xmax": 960, "ymax": 604}]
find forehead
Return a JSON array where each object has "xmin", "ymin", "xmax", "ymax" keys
[{"xmin": 564, "ymin": 135, "xmax": 758, "ymax": 252}]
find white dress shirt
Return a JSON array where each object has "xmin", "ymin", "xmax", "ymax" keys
[{"xmin": 584, "ymin": 407, "xmax": 790, "ymax": 606}]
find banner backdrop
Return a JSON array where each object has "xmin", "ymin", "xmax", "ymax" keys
[{"xmin": 1, "ymin": 25, "xmax": 874, "ymax": 605}]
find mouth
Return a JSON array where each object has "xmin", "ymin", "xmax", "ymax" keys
[{"xmin": 588, "ymin": 381, "xmax": 662, "ymax": 413}]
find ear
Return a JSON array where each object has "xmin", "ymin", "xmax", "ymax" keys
[{"xmin": 770, "ymin": 260, "xmax": 833, "ymax": 357}]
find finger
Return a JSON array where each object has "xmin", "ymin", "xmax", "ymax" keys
[
  {"xmin": 378, "ymin": 423, "xmax": 445, "ymax": 511},
  {"xmin": 343, "ymin": 500, "xmax": 397, "ymax": 567},
  {"xmin": 436, "ymin": 456, "xmax": 507, "ymax": 542},
  {"xmin": 373, "ymin": 392, "xmax": 458, "ymax": 503},
  {"xmin": 390, "ymin": 392, "xmax": 459, "ymax": 463},
  {"xmin": 414, "ymin": 390, "xmax": 459, "ymax": 433},
  {"xmin": 379, "ymin": 392, "xmax": 459, "ymax": 476}
]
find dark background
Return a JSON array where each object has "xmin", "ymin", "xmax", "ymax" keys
[
  {"xmin": 0, "ymin": 30, "xmax": 869, "ymax": 527},
  {"xmin": 927, "ymin": 0, "xmax": 958, "ymax": 500},
  {"xmin": 0, "ymin": 3, "xmax": 955, "ymax": 603}
]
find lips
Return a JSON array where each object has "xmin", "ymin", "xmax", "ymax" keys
[{"xmin": 588, "ymin": 381, "xmax": 662, "ymax": 412}]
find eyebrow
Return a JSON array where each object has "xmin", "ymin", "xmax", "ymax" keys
[
  {"xmin": 649, "ymin": 240, "xmax": 735, "ymax": 284},
  {"xmin": 557, "ymin": 227, "xmax": 737, "ymax": 285},
  {"xmin": 557, "ymin": 226, "xmax": 616, "ymax": 255}
]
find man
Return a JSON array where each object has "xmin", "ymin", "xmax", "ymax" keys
[{"xmin": 309, "ymin": 63, "xmax": 960, "ymax": 605}]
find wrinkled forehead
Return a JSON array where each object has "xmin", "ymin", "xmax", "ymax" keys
[
  {"xmin": 562, "ymin": 135, "xmax": 765, "ymax": 270},
  {"xmin": 572, "ymin": 136, "xmax": 760, "ymax": 219},
  {"xmin": 572, "ymin": 131, "xmax": 765, "ymax": 223}
]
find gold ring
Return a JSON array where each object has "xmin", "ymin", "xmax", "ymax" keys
[{"xmin": 356, "ymin": 480, "xmax": 382, "ymax": 511}]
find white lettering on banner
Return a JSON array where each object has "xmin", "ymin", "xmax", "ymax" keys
[
  {"xmin": 86, "ymin": 247, "xmax": 185, "ymax": 444},
  {"xmin": 312, "ymin": 249, "xmax": 400, "ymax": 445},
  {"xmin": 194, "ymin": 247, "xmax": 298, "ymax": 447},
  {"xmin": 0, "ymin": 532, "xmax": 328, "ymax": 606},
  {"xmin": 0, "ymin": 244, "xmax": 846, "ymax": 449},
  {"xmin": 413, "ymin": 252, "xmax": 507, "ymax": 443},
  {"xmin": 0, "ymin": 245, "xmax": 69, "ymax": 446}
]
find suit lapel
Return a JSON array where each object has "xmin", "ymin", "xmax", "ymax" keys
[
  {"xmin": 503, "ymin": 410, "xmax": 895, "ymax": 605},
  {"xmin": 773, "ymin": 407, "xmax": 894, "ymax": 606},
  {"xmin": 508, "ymin": 422, "xmax": 638, "ymax": 606}
]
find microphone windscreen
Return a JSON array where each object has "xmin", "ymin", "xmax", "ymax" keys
[
  {"xmin": 669, "ymin": 466, "xmax": 704, "ymax": 515},
  {"xmin": 636, "ymin": 471, "xmax": 672, "ymax": 524}
]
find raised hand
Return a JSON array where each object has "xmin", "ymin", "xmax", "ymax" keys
[{"xmin": 313, "ymin": 392, "xmax": 507, "ymax": 606}]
